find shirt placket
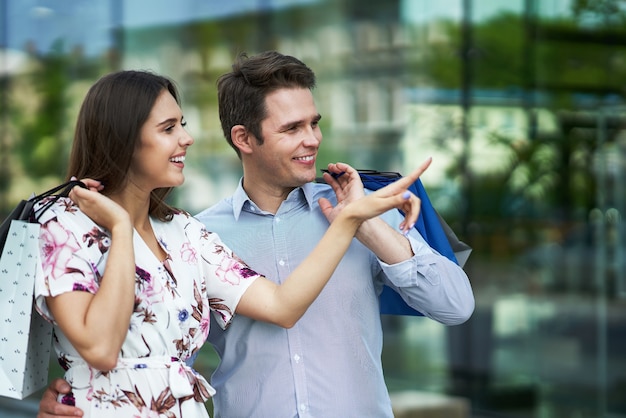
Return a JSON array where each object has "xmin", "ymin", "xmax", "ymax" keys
[{"xmin": 273, "ymin": 211, "xmax": 312, "ymax": 417}]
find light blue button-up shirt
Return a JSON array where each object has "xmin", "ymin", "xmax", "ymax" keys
[{"xmin": 194, "ymin": 180, "xmax": 474, "ymax": 418}]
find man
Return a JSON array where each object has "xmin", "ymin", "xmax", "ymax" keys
[{"xmin": 38, "ymin": 51, "xmax": 474, "ymax": 418}]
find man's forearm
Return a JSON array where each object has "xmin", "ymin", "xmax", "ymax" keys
[{"xmin": 355, "ymin": 217, "xmax": 414, "ymax": 264}]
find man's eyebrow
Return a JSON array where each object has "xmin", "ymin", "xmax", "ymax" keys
[{"xmin": 278, "ymin": 114, "xmax": 322, "ymax": 131}]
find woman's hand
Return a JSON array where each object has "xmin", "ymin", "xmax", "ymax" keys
[
  {"xmin": 72, "ymin": 177, "xmax": 103, "ymax": 193},
  {"xmin": 68, "ymin": 178, "xmax": 131, "ymax": 232},
  {"xmin": 319, "ymin": 158, "xmax": 432, "ymax": 235}
]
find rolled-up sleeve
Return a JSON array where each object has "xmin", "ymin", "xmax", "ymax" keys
[{"xmin": 378, "ymin": 215, "xmax": 475, "ymax": 325}]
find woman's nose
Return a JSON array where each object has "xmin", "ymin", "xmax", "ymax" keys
[{"xmin": 181, "ymin": 129, "xmax": 194, "ymax": 146}]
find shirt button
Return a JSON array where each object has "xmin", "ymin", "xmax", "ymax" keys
[
  {"xmin": 275, "ymin": 217, "xmax": 281, "ymax": 223},
  {"xmin": 299, "ymin": 404, "xmax": 307, "ymax": 412},
  {"xmin": 279, "ymin": 259, "xmax": 285, "ymax": 266},
  {"xmin": 293, "ymin": 354, "xmax": 300, "ymax": 362}
]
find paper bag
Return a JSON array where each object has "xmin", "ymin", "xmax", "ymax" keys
[
  {"xmin": 435, "ymin": 211, "xmax": 472, "ymax": 268},
  {"xmin": 356, "ymin": 171, "xmax": 473, "ymax": 316},
  {"xmin": 0, "ymin": 220, "xmax": 52, "ymax": 399}
]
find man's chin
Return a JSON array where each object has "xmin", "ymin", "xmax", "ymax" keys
[
  {"xmin": 290, "ymin": 175, "xmax": 314, "ymax": 188},
  {"xmin": 302, "ymin": 171, "xmax": 318, "ymax": 184}
]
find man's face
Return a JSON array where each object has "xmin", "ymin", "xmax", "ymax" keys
[{"xmin": 248, "ymin": 87, "xmax": 322, "ymax": 190}]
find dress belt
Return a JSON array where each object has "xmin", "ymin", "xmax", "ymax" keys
[{"xmin": 65, "ymin": 355, "xmax": 216, "ymax": 401}]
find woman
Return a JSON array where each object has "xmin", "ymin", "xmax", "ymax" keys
[{"xmin": 33, "ymin": 70, "xmax": 428, "ymax": 417}]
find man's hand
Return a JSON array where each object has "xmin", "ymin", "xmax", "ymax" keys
[
  {"xmin": 320, "ymin": 162, "xmax": 367, "ymax": 223},
  {"xmin": 37, "ymin": 378, "xmax": 83, "ymax": 418},
  {"xmin": 321, "ymin": 158, "xmax": 431, "ymax": 234}
]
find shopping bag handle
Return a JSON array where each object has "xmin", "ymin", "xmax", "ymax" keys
[
  {"xmin": 0, "ymin": 180, "xmax": 87, "ymax": 254},
  {"xmin": 32, "ymin": 180, "xmax": 87, "ymax": 222}
]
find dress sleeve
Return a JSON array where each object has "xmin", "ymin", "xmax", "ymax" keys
[
  {"xmin": 34, "ymin": 199, "xmax": 108, "ymax": 323},
  {"xmin": 191, "ymin": 219, "xmax": 261, "ymax": 329}
]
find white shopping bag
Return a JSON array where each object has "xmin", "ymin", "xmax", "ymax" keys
[{"xmin": 0, "ymin": 220, "xmax": 52, "ymax": 399}]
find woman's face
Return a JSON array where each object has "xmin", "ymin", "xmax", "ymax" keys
[{"xmin": 128, "ymin": 89, "xmax": 194, "ymax": 192}]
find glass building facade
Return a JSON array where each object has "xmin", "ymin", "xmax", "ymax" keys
[{"xmin": 1, "ymin": 0, "xmax": 625, "ymax": 416}]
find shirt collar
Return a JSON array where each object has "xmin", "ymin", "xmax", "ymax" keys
[
  {"xmin": 231, "ymin": 178, "xmax": 250, "ymax": 221},
  {"xmin": 300, "ymin": 182, "xmax": 318, "ymax": 209},
  {"xmin": 231, "ymin": 178, "xmax": 318, "ymax": 220}
]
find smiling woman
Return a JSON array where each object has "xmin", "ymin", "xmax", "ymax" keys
[{"xmin": 128, "ymin": 89, "xmax": 193, "ymax": 193}]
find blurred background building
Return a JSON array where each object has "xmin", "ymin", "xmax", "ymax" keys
[{"xmin": 1, "ymin": 0, "xmax": 626, "ymax": 417}]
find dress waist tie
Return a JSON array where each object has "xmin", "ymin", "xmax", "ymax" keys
[{"xmin": 65, "ymin": 355, "xmax": 216, "ymax": 402}]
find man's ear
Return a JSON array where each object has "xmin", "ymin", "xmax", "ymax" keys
[{"xmin": 231, "ymin": 125, "xmax": 253, "ymax": 155}]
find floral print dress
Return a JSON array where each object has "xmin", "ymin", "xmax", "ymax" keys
[{"xmin": 34, "ymin": 197, "xmax": 261, "ymax": 418}]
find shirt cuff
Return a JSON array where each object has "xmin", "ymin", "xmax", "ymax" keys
[{"xmin": 379, "ymin": 232, "xmax": 440, "ymax": 288}]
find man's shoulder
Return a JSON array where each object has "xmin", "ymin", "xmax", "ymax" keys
[
  {"xmin": 193, "ymin": 183, "xmax": 335, "ymax": 224},
  {"xmin": 194, "ymin": 197, "xmax": 236, "ymax": 233},
  {"xmin": 195, "ymin": 196, "xmax": 233, "ymax": 220}
]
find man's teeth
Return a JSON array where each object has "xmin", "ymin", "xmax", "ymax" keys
[
  {"xmin": 294, "ymin": 156, "xmax": 314, "ymax": 161},
  {"xmin": 170, "ymin": 156, "xmax": 185, "ymax": 163}
]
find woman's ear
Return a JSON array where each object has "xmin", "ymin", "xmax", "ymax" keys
[{"xmin": 231, "ymin": 125, "xmax": 253, "ymax": 155}]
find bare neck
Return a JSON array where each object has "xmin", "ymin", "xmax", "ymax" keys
[{"xmin": 242, "ymin": 176, "xmax": 295, "ymax": 214}]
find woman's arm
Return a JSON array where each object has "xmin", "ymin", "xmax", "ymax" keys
[
  {"xmin": 45, "ymin": 181, "xmax": 135, "ymax": 371},
  {"xmin": 235, "ymin": 159, "xmax": 430, "ymax": 328}
]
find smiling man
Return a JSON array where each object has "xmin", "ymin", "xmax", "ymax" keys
[{"xmin": 195, "ymin": 51, "xmax": 475, "ymax": 417}]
